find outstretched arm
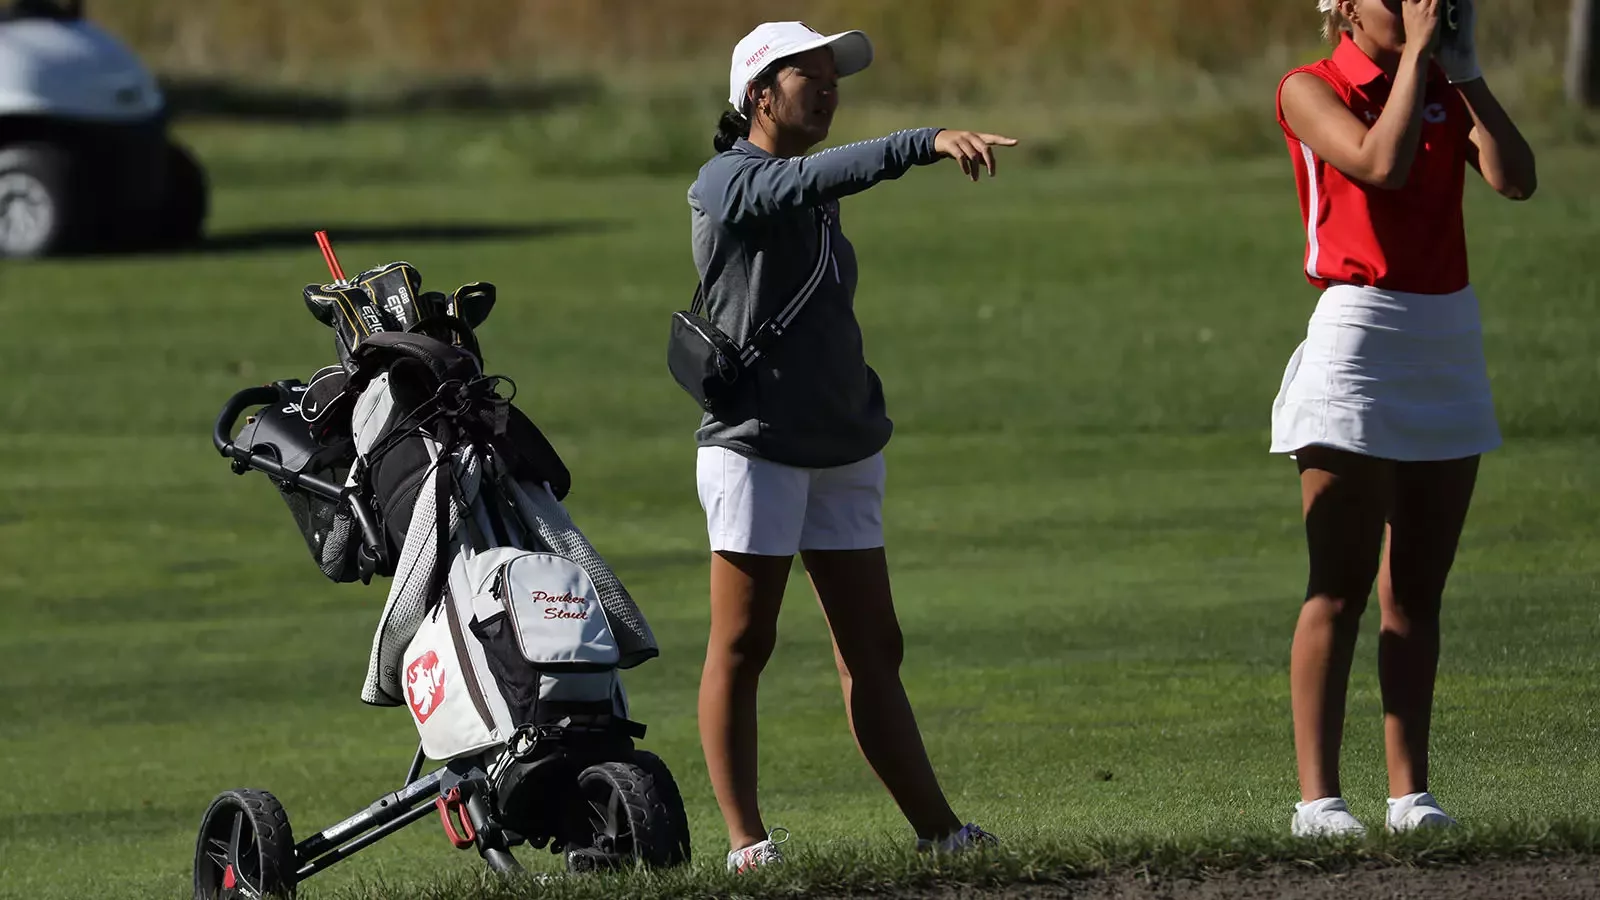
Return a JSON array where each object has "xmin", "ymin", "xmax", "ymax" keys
[
  {"xmin": 696, "ymin": 128, "xmax": 1019, "ymax": 225},
  {"xmin": 697, "ymin": 128, "xmax": 943, "ymax": 225}
]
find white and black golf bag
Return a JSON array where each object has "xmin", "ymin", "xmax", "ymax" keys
[
  {"xmin": 342, "ymin": 347, "xmax": 659, "ymax": 750},
  {"xmin": 293, "ymin": 264, "xmax": 658, "ymax": 748},
  {"xmin": 216, "ymin": 260, "xmax": 688, "ymax": 873}
]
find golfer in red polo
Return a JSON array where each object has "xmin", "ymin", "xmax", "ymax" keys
[{"xmin": 1272, "ymin": 0, "xmax": 1536, "ymax": 837}]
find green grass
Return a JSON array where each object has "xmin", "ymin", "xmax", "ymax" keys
[
  {"xmin": 325, "ymin": 820, "xmax": 1600, "ymax": 900},
  {"xmin": 0, "ymin": 142, "xmax": 1597, "ymax": 899}
]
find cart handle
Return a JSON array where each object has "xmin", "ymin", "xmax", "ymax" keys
[
  {"xmin": 212, "ymin": 385, "xmax": 390, "ymax": 578},
  {"xmin": 212, "ymin": 385, "xmax": 279, "ymax": 458},
  {"xmin": 212, "ymin": 386, "xmax": 349, "ymax": 500}
]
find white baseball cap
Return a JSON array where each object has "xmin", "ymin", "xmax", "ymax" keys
[{"xmin": 727, "ymin": 21, "xmax": 874, "ymax": 110}]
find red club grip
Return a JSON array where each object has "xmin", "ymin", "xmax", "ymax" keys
[{"xmin": 315, "ymin": 230, "xmax": 347, "ymax": 283}]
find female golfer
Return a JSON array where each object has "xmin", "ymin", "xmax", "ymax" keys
[
  {"xmin": 1273, "ymin": 0, "xmax": 1535, "ymax": 836},
  {"xmin": 686, "ymin": 21, "xmax": 1014, "ymax": 871}
]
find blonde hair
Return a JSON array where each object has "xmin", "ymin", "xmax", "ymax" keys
[{"xmin": 1322, "ymin": 6, "xmax": 1351, "ymax": 45}]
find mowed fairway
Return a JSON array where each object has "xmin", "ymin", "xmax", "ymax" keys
[{"xmin": 1, "ymin": 146, "xmax": 1597, "ymax": 898}]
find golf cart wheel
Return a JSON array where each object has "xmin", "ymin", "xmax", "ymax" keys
[
  {"xmin": 193, "ymin": 789, "xmax": 297, "ymax": 900},
  {"xmin": 0, "ymin": 142, "xmax": 81, "ymax": 259},
  {"xmin": 631, "ymin": 750, "xmax": 691, "ymax": 866},
  {"xmin": 156, "ymin": 140, "xmax": 208, "ymax": 248},
  {"xmin": 563, "ymin": 760, "xmax": 687, "ymax": 872}
]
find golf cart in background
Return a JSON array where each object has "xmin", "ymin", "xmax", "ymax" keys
[{"xmin": 0, "ymin": 0, "xmax": 206, "ymax": 258}]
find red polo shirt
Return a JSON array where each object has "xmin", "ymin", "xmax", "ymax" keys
[{"xmin": 1275, "ymin": 35, "xmax": 1471, "ymax": 294}]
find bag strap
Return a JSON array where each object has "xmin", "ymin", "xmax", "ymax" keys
[
  {"xmin": 687, "ymin": 207, "xmax": 832, "ymax": 367},
  {"xmin": 741, "ymin": 207, "xmax": 832, "ymax": 367}
]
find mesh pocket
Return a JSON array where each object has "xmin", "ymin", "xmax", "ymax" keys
[
  {"xmin": 468, "ymin": 610, "xmax": 540, "ymax": 725},
  {"xmin": 318, "ymin": 505, "xmax": 361, "ymax": 581},
  {"xmin": 275, "ymin": 470, "xmax": 362, "ymax": 583}
]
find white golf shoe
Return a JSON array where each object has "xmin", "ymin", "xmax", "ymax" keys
[
  {"xmin": 1386, "ymin": 792, "xmax": 1458, "ymax": 833},
  {"xmin": 917, "ymin": 822, "xmax": 999, "ymax": 854},
  {"xmin": 1292, "ymin": 797, "xmax": 1367, "ymax": 837},
  {"xmin": 727, "ymin": 827, "xmax": 789, "ymax": 873}
]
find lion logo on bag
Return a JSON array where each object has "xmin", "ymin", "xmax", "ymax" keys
[{"xmin": 405, "ymin": 650, "xmax": 447, "ymax": 723}]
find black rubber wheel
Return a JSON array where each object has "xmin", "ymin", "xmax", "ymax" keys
[
  {"xmin": 631, "ymin": 749, "xmax": 691, "ymax": 866},
  {"xmin": 156, "ymin": 141, "xmax": 208, "ymax": 248},
  {"xmin": 0, "ymin": 142, "xmax": 82, "ymax": 259},
  {"xmin": 562, "ymin": 760, "xmax": 686, "ymax": 871},
  {"xmin": 193, "ymin": 789, "xmax": 297, "ymax": 900}
]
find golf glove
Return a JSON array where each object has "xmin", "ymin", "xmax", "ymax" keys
[{"xmin": 1438, "ymin": 0, "xmax": 1482, "ymax": 84}]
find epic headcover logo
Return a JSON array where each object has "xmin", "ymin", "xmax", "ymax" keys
[
  {"xmin": 384, "ymin": 290, "xmax": 409, "ymax": 323},
  {"xmin": 405, "ymin": 650, "xmax": 447, "ymax": 723}
]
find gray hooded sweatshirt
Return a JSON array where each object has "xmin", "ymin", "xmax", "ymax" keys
[{"xmin": 686, "ymin": 127, "xmax": 942, "ymax": 468}]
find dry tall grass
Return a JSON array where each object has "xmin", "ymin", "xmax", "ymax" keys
[
  {"xmin": 103, "ymin": 1, "xmax": 1590, "ymax": 179},
  {"xmin": 98, "ymin": 0, "xmax": 1574, "ymax": 99}
]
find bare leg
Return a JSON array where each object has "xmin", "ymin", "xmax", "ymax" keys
[
  {"xmin": 1379, "ymin": 456, "xmax": 1479, "ymax": 798},
  {"xmin": 1291, "ymin": 447, "xmax": 1392, "ymax": 802},
  {"xmin": 802, "ymin": 547, "xmax": 963, "ymax": 841},
  {"xmin": 698, "ymin": 551, "xmax": 793, "ymax": 850}
]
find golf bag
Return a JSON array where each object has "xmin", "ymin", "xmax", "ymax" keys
[
  {"xmin": 206, "ymin": 253, "xmax": 689, "ymax": 888},
  {"xmin": 338, "ymin": 331, "xmax": 658, "ymax": 735},
  {"xmin": 274, "ymin": 259, "xmax": 659, "ymax": 741}
]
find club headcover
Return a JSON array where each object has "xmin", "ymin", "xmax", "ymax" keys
[
  {"xmin": 416, "ymin": 290, "xmax": 452, "ymax": 322},
  {"xmin": 303, "ymin": 283, "xmax": 339, "ymax": 327},
  {"xmin": 351, "ymin": 261, "xmax": 427, "ymax": 331},
  {"xmin": 450, "ymin": 282, "xmax": 496, "ymax": 330},
  {"xmin": 304, "ymin": 264, "xmax": 494, "ymax": 371},
  {"xmin": 299, "ymin": 364, "xmax": 356, "ymax": 441},
  {"xmin": 304, "ymin": 282, "xmax": 396, "ymax": 371}
]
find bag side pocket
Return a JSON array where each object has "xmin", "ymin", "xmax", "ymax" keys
[{"xmin": 468, "ymin": 599, "xmax": 542, "ymax": 725}]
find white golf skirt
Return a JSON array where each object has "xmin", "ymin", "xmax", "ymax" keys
[{"xmin": 1270, "ymin": 283, "xmax": 1501, "ymax": 462}]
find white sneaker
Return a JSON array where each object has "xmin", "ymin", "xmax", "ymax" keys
[
  {"xmin": 726, "ymin": 827, "xmax": 788, "ymax": 873},
  {"xmin": 1387, "ymin": 792, "xmax": 1458, "ymax": 833},
  {"xmin": 916, "ymin": 822, "xmax": 999, "ymax": 854},
  {"xmin": 1292, "ymin": 797, "xmax": 1367, "ymax": 837}
]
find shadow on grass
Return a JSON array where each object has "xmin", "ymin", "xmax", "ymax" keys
[
  {"xmin": 197, "ymin": 220, "xmax": 616, "ymax": 255},
  {"xmin": 163, "ymin": 75, "xmax": 605, "ymax": 123}
]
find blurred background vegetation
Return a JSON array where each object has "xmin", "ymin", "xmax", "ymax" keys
[{"xmin": 92, "ymin": 0, "xmax": 1595, "ymax": 181}]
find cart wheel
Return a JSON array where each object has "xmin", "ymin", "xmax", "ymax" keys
[
  {"xmin": 194, "ymin": 789, "xmax": 297, "ymax": 900},
  {"xmin": 631, "ymin": 750, "xmax": 691, "ymax": 866},
  {"xmin": 0, "ymin": 142, "xmax": 84, "ymax": 259},
  {"xmin": 155, "ymin": 141, "xmax": 208, "ymax": 248},
  {"xmin": 563, "ymin": 760, "xmax": 687, "ymax": 871}
]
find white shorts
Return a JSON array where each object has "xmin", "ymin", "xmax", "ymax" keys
[
  {"xmin": 695, "ymin": 446, "xmax": 886, "ymax": 556},
  {"xmin": 1270, "ymin": 283, "xmax": 1501, "ymax": 462}
]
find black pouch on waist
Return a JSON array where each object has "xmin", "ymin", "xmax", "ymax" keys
[{"xmin": 668, "ymin": 294, "xmax": 745, "ymax": 413}]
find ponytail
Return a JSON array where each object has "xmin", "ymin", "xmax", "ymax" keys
[
  {"xmin": 714, "ymin": 110, "xmax": 751, "ymax": 153},
  {"xmin": 711, "ymin": 58, "xmax": 785, "ymax": 153}
]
